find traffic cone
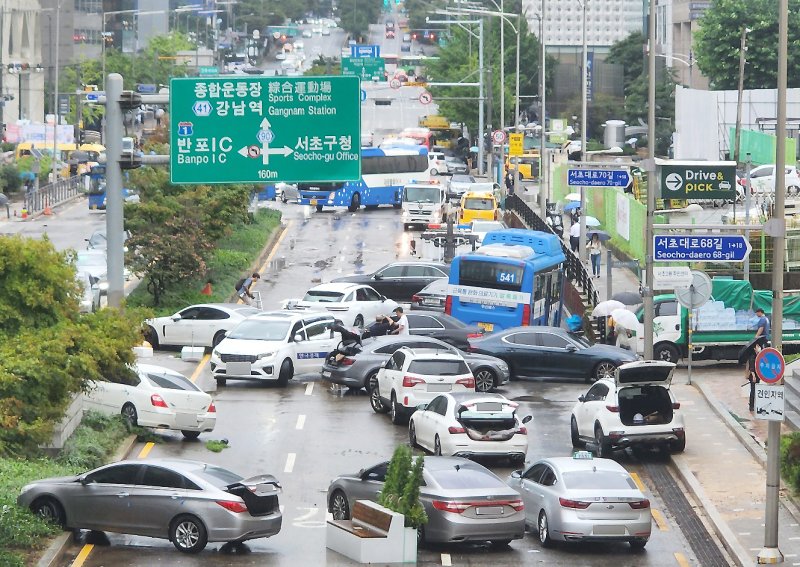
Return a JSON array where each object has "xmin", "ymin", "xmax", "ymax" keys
[
  {"xmin": 43, "ymin": 197, "xmax": 52, "ymax": 216},
  {"xmin": 21, "ymin": 208, "xmax": 27, "ymax": 219},
  {"xmin": 201, "ymin": 281, "xmax": 212, "ymax": 295}
]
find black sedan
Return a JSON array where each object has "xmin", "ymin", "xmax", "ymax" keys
[
  {"xmin": 366, "ymin": 312, "xmax": 483, "ymax": 351},
  {"xmin": 468, "ymin": 326, "xmax": 639, "ymax": 382},
  {"xmin": 410, "ymin": 278, "xmax": 448, "ymax": 311},
  {"xmin": 331, "ymin": 261, "xmax": 450, "ymax": 302}
]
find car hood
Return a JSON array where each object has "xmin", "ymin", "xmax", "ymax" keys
[
  {"xmin": 25, "ymin": 474, "xmax": 81, "ymax": 487},
  {"xmin": 330, "ymin": 274, "xmax": 370, "ymax": 283},
  {"xmin": 583, "ymin": 344, "xmax": 640, "ymax": 361},
  {"xmin": 216, "ymin": 338, "xmax": 286, "ymax": 353}
]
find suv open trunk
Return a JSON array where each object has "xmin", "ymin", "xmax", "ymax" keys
[{"xmin": 618, "ymin": 385, "xmax": 674, "ymax": 427}]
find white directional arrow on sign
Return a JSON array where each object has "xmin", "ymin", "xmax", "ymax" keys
[{"xmin": 262, "ymin": 146, "xmax": 293, "ymax": 164}]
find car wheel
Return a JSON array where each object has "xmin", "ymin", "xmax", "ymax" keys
[
  {"xmin": 369, "ymin": 378, "xmax": 389, "ymax": 413},
  {"xmin": 630, "ymin": 538, "xmax": 648, "ymax": 549},
  {"xmin": 390, "ymin": 393, "xmax": 405, "ymax": 425},
  {"xmin": 537, "ymin": 510, "xmax": 553, "ymax": 547},
  {"xmin": 409, "ymin": 421, "xmax": 418, "ymax": 448},
  {"xmin": 212, "ymin": 331, "xmax": 226, "ymax": 348},
  {"xmin": 316, "ymin": 204, "xmax": 323, "ymax": 212},
  {"xmin": 654, "ymin": 343, "xmax": 679, "ymax": 364},
  {"xmin": 670, "ymin": 436, "xmax": 686, "ymax": 453},
  {"xmin": 277, "ymin": 359, "xmax": 293, "ymax": 386},
  {"xmin": 121, "ymin": 403, "xmax": 138, "ymax": 427},
  {"xmin": 144, "ymin": 326, "xmax": 159, "ymax": 348},
  {"xmin": 595, "ymin": 424, "xmax": 612, "ymax": 458},
  {"xmin": 348, "ymin": 192, "xmax": 361, "ymax": 212},
  {"xmin": 215, "ymin": 377, "xmax": 226, "ymax": 387},
  {"xmin": 181, "ymin": 430, "xmax": 201, "ymax": 440},
  {"xmin": 281, "ymin": 193, "xmax": 288, "ymax": 203},
  {"xmin": 170, "ymin": 514, "xmax": 208, "ymax": 554},
  {"xmin": 434, "ymin": 435, "xmax": 443, "ymax": 456},
  {"xmin": 473, "ymin": 368, "xmax": 496, "ymax": 392},
  {"xmin": 31, "ymin": 497, "xmax": 65, "ymax": 528},
  {"xmin": 330, "ymin": 490, "xmax": 350, "ymax": 520},
  {"xmin": 354, "ymin": 315, "xmax": 364, "ymax": 331},
  {"xmin": 593, "ymin": 361, "xmax": 616, "ymax": 383},
  {"xmin": 571, "ymin": 416, "xmax": 585, "ymax": 448}
]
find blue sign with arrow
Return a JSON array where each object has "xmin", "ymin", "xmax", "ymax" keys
[
  {"xmin": 350, "ymin": 44, "xmax": 380, "ymax": 58},
  {"xmin": 653, "ymin": 234, "xmax": 752, "ymax": 262},
  {"xmin": 568, "ymin": 168, "xmax": 631, "ymax": 187}
]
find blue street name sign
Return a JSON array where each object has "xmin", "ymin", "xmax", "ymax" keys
[
  {"xmin": 653, "ymin": 234, "xmax": 752, "ymax": 262},
  {"xmin": 568, "ymin": 168, "xmax": 631, "ymax": 187},
  {"xmin": 136, "ymin": 83, "xmax": 157, "ymax": 94},
  {"xmin": 85, "ymin": 91, "xmax": 106, "ymax": 101},
  {"xmin": 350, "ymin": 44, "xmax": 380, "ymax": 58}
]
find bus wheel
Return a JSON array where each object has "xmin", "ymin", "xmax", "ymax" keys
[
  {"xmin": 392, "ymin": 203, "xmax": 401, "ymax": 209},
  {"xmin": 348, "ymin": 193, "xmax": 361, "ymax": 212},
  {"xmin": 315, "ymin": 204, "xmax": 323, "ymax": 212}
]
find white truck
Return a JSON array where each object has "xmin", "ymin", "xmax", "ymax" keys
[{"xmin": 401, "ymin": 182, "xmax": 447, "ymax": 230}]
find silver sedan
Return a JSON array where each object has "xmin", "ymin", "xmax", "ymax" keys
[
  {"xmin": 18, "ymin": 458, "xmax": 282, "ymax": 553},
  {"xmin": 508, "ymin": 454, "xmax": 651, "ymax": 548}
]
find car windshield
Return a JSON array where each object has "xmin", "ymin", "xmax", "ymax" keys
[
  {"xmin": 76, "ymin": 252, "xmax": 106, "ymax": 268},
  {"xmin": 303, "ymin": 290, "xmax": 344, "ymax": 303},
  {"xmin": 464, "ymin": 198, "xmax": 494, "ymax": 210},
  {"xmin": 404, "ymin": 186, "xmax": 440, "ymax": 203},
  {"xmin": 228, "ymin": 319, "xmax": 290, "ymax": 341},
  {"xmin": 562, "ymin": 470, "xmax": 637, "ymax": 490},
  {"xmin": 432, "ymin": 466, "xmax": 503, "ymax": 489},
  {"xmin": 191, "ymin": 464, "xmax": 243, "ymax": 488},
  {"xmin": 408, "ymin": 360, "xmax": 469, "ymax": 376},
  {"xmin": 451, "ymin": 175, "xmax": 475, "ymax": 184}
]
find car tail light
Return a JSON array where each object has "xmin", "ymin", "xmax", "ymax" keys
[
  {"xmin": 207, "ymin": 402, "xmax": 216, "ymax": 413},
  {"xmin": 508, "ymin": 499, "xmax": 524, "ymax": 511},
  {"xmin": 217, "ymin": 500, "xmax": 248, "ymax": 513},
  {"xmin": 518, "ymin": 426, "xmax": 528, "ymax": 435},
  {"xmin": 402, "ymin": 375, "xmax": 425, "ymax": 387},
  {"xmin": 448, "ymin": 426, "xmax": 465, "ymax": 434},
  {"xmin": 456, "ymin": 376, "xmax": 475, "ymax": 389},
  {"xmin": 559, "ymin": 498, "xmax": 591, "ymax": 509},
  {"xmin": 427, "ymin": 223, "xmax": 442, "ymax": 230},
  {"xmin": 432, "ymin": 500, "xmax": 470, "ymax": 514},
  {"xmin": 150, "ymin": 394, "xmax": 168, "ymax": 408},
  {"xmin": 673, "ymin": 427, "xmax": 685, "ymax": 438},
  {"xmin": 629, "ymin": 499, "xmax": 650, "ymax": 510},
  {"xmin": 444, "ymin": 295, "xmax": 453, "ymax": 315},
  {"xmin": 522, "ymin": 304, "xmax": 531, "ymax": 326},
  {"xmin": 672, "ymin": 402, "xmax": 681, "ymax": 409},
  {"xmin": 411, "ymin": 294, "xmax": 422, "ymax": 304},
  {"xmin": 494, "ymin": 209, "xmax": 500, "ymax": 220},
  {"xmin": 340, "ymin": 357, "xmax": 356, "ymax": 366},
  {"xmin": 466, "ymin": 332, "xmax": 483, "ymax": 339},
  {"xmin": 605, "ymin": 405, "xmax": 619, "ymax": 412}
]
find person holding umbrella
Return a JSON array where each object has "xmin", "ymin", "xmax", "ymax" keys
[
  {"xmin": 587, "ymin": 232, "xmax": 603, "ymax": 278},
  {"xmin": 744, "ymin": 338, "xmax": 766, "ymax": 412}
]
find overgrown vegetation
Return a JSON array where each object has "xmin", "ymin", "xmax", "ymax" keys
[
  {"xmin": 0, "ymin": 412, "xmax": 132, "ymax": 565},
  {"xmin": 377, "ymin": 445, "xmax": 428, "ymax": 529},
  {"xmin": 781, "ymin": 432, "xmax": 800, "ymax": 492}
]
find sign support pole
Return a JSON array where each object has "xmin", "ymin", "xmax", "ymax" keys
[
  {"xmin": 104, "ymin": 73, "xmax": 125, "ymax": 309},
  {"xmin": 745, "ymin": 153, "xmax": 752, "ymax": 283},
  {"xmin": 643, "ymin": 0, "xmax": 657, "ymax": 362},
  {"xmin": 687, "ymin": 284, "xmax": 693, "ymax": 386},
  {"xmin": 759, "ymin": 0, "xmax": 787, "ymax": 563}
]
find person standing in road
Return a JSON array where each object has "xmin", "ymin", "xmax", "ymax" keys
[
  {"xmin": 746, "ymin": 340, "xmax": 765, "ymax": 412},
  {"xmin": 754, "ymin": 307, "xmax": 771, "ymax": 342},
  {"xmin": 392, "ymin": 306, "xmax": 409, "ymax": 336},
  {"xmin": 587, "ymin": 233, "xmax": 602, "ymax": 278},
  {"xmin": 237, "ymin": 272, "xmax": 261, "ymax": 306},
  {"xmin": 569, "ymin": 221, "xmax": 581, "ymax": 253}
]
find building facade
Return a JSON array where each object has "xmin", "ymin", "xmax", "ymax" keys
[
  {"xmin": 0, "ymin": 0, "xmax": 46, "ymax": 126},
  {"xmin": 655, "ymin": 0, "xmax": 710, "ymax": 90},
  {"xmin": 524, "ymin": 0, "xmax": 642, "ymax": 48}
]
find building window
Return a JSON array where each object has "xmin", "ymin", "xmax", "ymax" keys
[
  {"xmin": 74, "ymin": 29, "xmax": 102, "ymax": 45},
  {"xmin": 75, "ymin": 0, "xmax": 102, "ymax": 12}
]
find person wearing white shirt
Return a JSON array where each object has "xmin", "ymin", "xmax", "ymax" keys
[
  {"xmin": 393, "ymin": 306, "xmax": 409, "ymax": 336},
  {"xmin": 569, "ymin": 221, "xmax": 581, "ymax": 253}
]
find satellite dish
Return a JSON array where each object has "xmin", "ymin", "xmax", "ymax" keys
[{"xmin": 675, "ymin": 270, "xmax": 712, "ymax": 310}]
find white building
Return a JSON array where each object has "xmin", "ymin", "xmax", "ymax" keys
[
  {"xmin": 0, "ymin": 0, "xmax": 46, "ymax": 128},
  {"xmin": 524, "ymin": 0, "xmax": 642, "ymax": 48}
]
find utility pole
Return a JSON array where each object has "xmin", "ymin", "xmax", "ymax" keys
[
  {"xmin": 733, "ymin": 26, "xmax": 749, "ymax": 164},
  {"xmin": 104, "ymin": 74, "xmax": 125, "ymax": 308},
  {"xmin": 758, "ymin": 1, "xmax": 787, "ymax": 563},
  {"xmin": 578, "ymin": 0, "xmax": 588, "ymax": 264},
  {"xmin": 538, "ymin": 5, "xmax": 546, "ymax": 221},
  {"xmin": 53, "ymin": 2, "xmax": 61, "ymax": 176},
  {"xmin": 478, "ymin": 18, "xmax": 485, "ymax": 176},
  {"xmin": 643, "ymin": 0, "xmax": 657, "ymax": 361}
]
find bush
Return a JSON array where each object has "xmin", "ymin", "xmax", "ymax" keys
[
  {"xmin": 57, "ymin": 412, "xmax": 130, "ymax": 470},
  {"xmin": 377, "ymin": 445, "xmax": 428, "ymax": 529},
  {"xmin": 0, "ymin": 164, "xmax": 20, "ymax": 194},
  {"xmin": 781, "ymin": 432, "xmax": 800, "ymax": 492}
]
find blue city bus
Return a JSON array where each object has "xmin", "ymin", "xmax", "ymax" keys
[
  {"xmin": 88, "ymin": 165, "xmax": 107, "ymax": 209},
  {"xmin": 445, "ymin": 229, "xmax": 566, "ymax": 332},
  {"xmin": 297, "ymin": 146, "xmax": 431, "ymax": 212}
]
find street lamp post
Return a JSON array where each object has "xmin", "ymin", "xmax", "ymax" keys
[
  {"xmin": 733, "ymin": 27, "xmax": 751, "ymax": 164},
  {"xmin": 578, "ymin": 0, "xmax": 588, "ymax": 264},
  {"xmin": 656, "ymin": 52, "xmax": 693, "ymax": 88}
]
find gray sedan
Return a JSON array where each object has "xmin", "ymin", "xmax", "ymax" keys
[
  {"xmin": 18, "ymin": 458, "xmax": 282, "ymax": 554},
  {"xmin": 327, "ymin": 456, "xmax": 525, "ymax": 545},
  {"xmin": 321, "ymin": 335, "xmax": 510, "ymax": 393}
]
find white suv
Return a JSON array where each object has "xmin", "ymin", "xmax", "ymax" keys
[
  {"xmin": 428, "ymin": 152, "xmax": 447, "ymax": 176},
  {"xmin": 371, "ymin": 347, "xmax": 476, "ymax": 425},
  {"xmin": 569, "ymin": 360, "xmax": 685, "ymax": 457},
  {"xmin": 210, "ymin": 311, "xmax": 339, "ymax": 387},
  {"xmin": 284, "ymin": 282, "xmax": 398, "ymax": 328}
]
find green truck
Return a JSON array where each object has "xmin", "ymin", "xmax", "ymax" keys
[{"xmin": 628, "ymin": 278, "xmax": 800, "ymax": 362}]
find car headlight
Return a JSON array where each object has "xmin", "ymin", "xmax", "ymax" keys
[
  {"xmin": 212, "ymin": 349, "xmax": 220, "ymax": 358},
  {"xmin": 258, "ymin": 352, "xmax": 274, "ymax": 359}
]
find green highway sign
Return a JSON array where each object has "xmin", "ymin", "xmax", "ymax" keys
[
  {"xmin": 198, "ymin": 66, "xmax": 219, "ymax": 76},
  {"xmin": 656, "ymin": 159, "xmax": 737, "ymax": 200},
  {"xmin": 341, "ymin": 57, "xmax": 385, "ymax": 82},
  {"xmin": 169, "ymin": 76, "xmax": 361, "ymax": 184}
]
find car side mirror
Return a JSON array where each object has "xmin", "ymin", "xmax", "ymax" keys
[
  {"xmin": 78, "ymin": 475, "xmax": 89, "ymax": 485},
  {"xmin": 357, "ymin": 468, "xmax": 367, "ymax": 479},
  {"xmin": 522, "ymin": 415, "xmax": 532, "ymax": 424},
  {"xmin": 510, "ymin": 470, "xmax": 521, "ymax": 479},
  {"xmin": 417, "ymin": 403, "xmax": 428, "ymax": 411},
  {"xmin": 578, "ymin": 395, "xmax": 586, "ymax": 403},
  {"xmin": 171, "ymin": 314, "xmax": 182, "ymax": 322},
  {"xmin": 294, "ymin": 333, "xmax": 304, "ymax": 342},
  {"xmin": 566, "ymin": 344, "xmax": 577, "ymax": 352}
]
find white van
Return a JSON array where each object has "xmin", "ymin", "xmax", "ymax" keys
[
  {"xmin": 401, "ymin": 182, "xmax": 447, "ymax": 230},
  {"xmin": 428, "ymin": 152, "xmax": 447, "ymax": 175}
]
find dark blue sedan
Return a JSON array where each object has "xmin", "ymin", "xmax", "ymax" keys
[{"xmin": 467, "ymin": 326, "xmax": 639, "ymax": 382}]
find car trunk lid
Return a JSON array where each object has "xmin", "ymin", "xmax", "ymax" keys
[
  {"xmin": 615, "ymin": 360, "xmax": 675, "ymax": 387},
  {"xmin": 457, "ymin": 400, "xmax": 521, "ymax": 441},
  {"xmin": 226, "ymin": 474, "xmax": 282, "ymax": 517}
]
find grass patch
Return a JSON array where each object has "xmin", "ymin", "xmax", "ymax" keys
[
  {"xmin": 127, "ymin": 209, "xmax": 282, "ymax": 316},
  {"xmin": 205, "ymin": 439, "xmax": 230, "ymax": 453},
  {"xmin": 0, "ymin": 412, "xmax": 132, "ymax": 564},
  {"xmin": 786, "ymin": 354, "xmax": 800, "ymax": 365}
]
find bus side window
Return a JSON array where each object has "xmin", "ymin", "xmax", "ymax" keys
[{"xmin": 532, "ymin": 273, "xmax": 549, "ymax": 322}]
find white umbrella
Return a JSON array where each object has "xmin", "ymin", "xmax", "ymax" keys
[
  {"xmin": 585, "ymin": 216, "xmax": 601, "ymax": 227},
  {"xmin": 610, "ymin": 308, "xmax": 640, "ymax": 331},
  {"xmin": 565, "ymin": 193, "xmax": 580, "ymax": 201},
  {"xmin": 591, "ymin": 300, "xmax": 625, "ymax": 318}
]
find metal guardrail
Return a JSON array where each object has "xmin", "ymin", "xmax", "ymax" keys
[
  {"xmin": 23, "ymin": 175, "xmax": 85, "ymax": 215},
  {"xmin": 506, "ymin": 194, "xmax": 599, "ymax": 308}
]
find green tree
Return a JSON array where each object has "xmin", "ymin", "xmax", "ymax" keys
[
  {"xmin": 378, "ymin": 445, "xmax": 428, "ymax": 529},
  {"xmin": 336, "ymin": 0, "xmax": 382, "ymax": 41},
  {"xmin": 606, "ymin": 31, "xmax": 645, "ymax": 92},
  {"xmin": 694, "ymin": 0, "xmax": 800, "ymax": 89},
  {"xmin": 0, "ymin": 164, "xmax": 20, "ymax": 194}
]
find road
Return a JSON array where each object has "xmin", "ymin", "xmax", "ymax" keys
[
  {"xmin": 55, "ymin": 204, "xmax": 708, "ymax": 567},
  {"xmin": 0, "ymin": 197, "xmax": 106, "ymax": 252}
]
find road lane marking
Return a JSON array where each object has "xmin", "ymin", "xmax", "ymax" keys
[
  {"xmin": 441, "ymin": 553, "xmax": 452, "ymax": 566},
  {"xmin": 190, "ymin": 354, "xmax": 211, "ymax": 383},
  {"xmin": 70, "ymin": 544, "xmax": 94, "ymax": 567},
  {"xmin": 674, "ymin": 552, "xmax": 690, "ymax": 567},
  {"xmin": 305, "ymin": 382, "xmax": 314, "ymax": 396},
  {"xmin": 296, "ymin": 414, "xmax": 306, "ymax": 430},
  {"xmin": 651, "ymin": 509, "xmax": 669, "ymax": 531},
  {"xmin": 138, "ymin": 442, "xmax": 155, "ymax": 459},
  {"xmin": 258, "ymin": 220, "xmax": 293, "ymax": 274},
  {"xmin": 630, "ymin": 472, "xmax": 646, "ymax": 492},
  {"xmin": 285, "ymin": 453, "xmax": 296, "ymax": 473}
]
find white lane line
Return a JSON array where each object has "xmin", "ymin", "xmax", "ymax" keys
[
  {"xmin": 296, "ymin": 414, "xmax": 306, "ymax": 430},
  {"xmin": 305, "ymin": 382, "xmax": 314, "ymax": 396},
  {"xmin": 285, "ymin": 453, "xmax": 296, "ymax": 473},
  {"xmin": 441, "ymin": 553, "xmax": 452, "ymax": 566}
]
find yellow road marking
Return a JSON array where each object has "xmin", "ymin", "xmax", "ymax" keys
[
  {"xmin": 137, "ymin": 442, "xmax": 154, "ymax": 459},
  {"xmin": 190, "ymin": 354, "xmax": 210, "ymax": 384},
  {"xmin": 630, "ymin": 472, "xmax": 646, "ymax": 493},
  {"xmin": 652, "ymin": 508, "xmax": 670, "ymax": 531},
  {"xmin": 674, "ymin": 552, "xmax": 690, "ymax": 567},
  {"xmin": 70, "ymin": 543, "xmax": 94, "ymax": 567}
]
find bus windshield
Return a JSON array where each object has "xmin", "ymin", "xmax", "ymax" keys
[
  {"xmin": 459, "ymin": 259, "xmax": 523, "ymax": 292},
  {"xmin": 404, "ymin": 186, "xmax": 440, "ymax": 203}
]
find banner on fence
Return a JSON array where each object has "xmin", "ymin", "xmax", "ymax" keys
[{"xmin": 4, "ymin": 123, "xmax": 75, "ymax": 144}]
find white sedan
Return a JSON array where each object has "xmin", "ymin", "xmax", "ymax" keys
[
  {"xmin": 144, "ymin": 303, "xmax": 260, "ymax": 349},
  {"xmin": 284, "ymin": 283, "xmax": 398, "ymax": 328},
  {"xmin": 409, "ymin": 392, "xmax": 531, "ymax": 463},
  {"xmin": 83, "ymin": 364, "xmax": 216, "ymax": 439}
]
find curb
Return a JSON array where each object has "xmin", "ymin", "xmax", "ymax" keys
[
  {"xmin": 34, "ymin": 434, "xmax": 139, "ymax": 567},
  {"xmin": 227, "ymin": 219, "xmax": 287, "ymax": 303}
]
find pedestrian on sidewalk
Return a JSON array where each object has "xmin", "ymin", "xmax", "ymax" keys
[
  {"xmin": 236, "ymin": 272, "xmax": 261, "ymax": 306},
  {"xmin": 746, "ymin": 340, "xmax": 765, "ymax": 412},
  {"xmin": 587, "ymin": 233, "xmax": 602, "ymax": 278},
  {"xmin": 569, "ymin": 221, "xmax": 580, "ymax": 253}
]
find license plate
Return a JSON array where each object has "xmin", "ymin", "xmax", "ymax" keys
[
  {"xmin": 226, "ymin": 362, "xmax": 252, "ymax": 376},
  {"xmin": 593, "ymin": 525, "xmax": 626, "ymax": 536},
  {"xmin": 175, "ymin": 413, "xmax": 199, "ymax": 428},
  {"xmin": 321, "ymin": 370, "xmax": 331, "ymax": 379},
  {"xmin": 422, "ymin": 298, "xmax": 441, "ymax": 306},
  {"xmin": 310, "ymin": 198, "xmax": 318, "ymax": 206},
  {"xmin": 478, "ymin": 322, "xmax": 494, "ymax": 332},
  {"xmin": 427, "ymin": 384, "xmax": 451, "ymax": 393},
  {"xmin": 475, "ymin": 506, "xmax": 504, "ymax": 516}
]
